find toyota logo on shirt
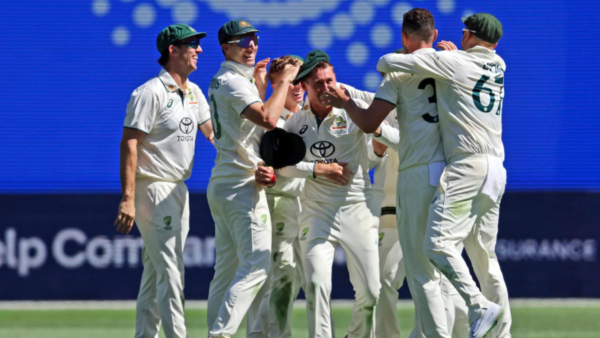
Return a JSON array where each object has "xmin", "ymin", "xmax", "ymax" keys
[
  {"xmin": 179, "ymin": 118, "xmax": 194, "ymax": 134},
  {"xmin": 310, "ymin": 141, "xmax": 335, "ymax": 158}
]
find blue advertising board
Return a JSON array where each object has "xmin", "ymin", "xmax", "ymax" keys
[
  {"xmin": 1, "ymin": 193, "xmax": 598, "ymax": 300},
  {"xmin": 0, "ymin": 0, "xmax": 599, "ymax": 192}
]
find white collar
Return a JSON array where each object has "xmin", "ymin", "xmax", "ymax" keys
[{"xmin": 221, "ymin": 60, "xmax": 255, "ymax": 81}]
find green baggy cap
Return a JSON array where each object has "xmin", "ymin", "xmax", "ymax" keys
[
  {"xmin": 218, "ymin": 19, "xmax": 260, "ymax": 45},
  {"xmin": 156, "ymin": 24, "xmax": 207, "ymax": 53},
  {"xmin": 293, "ymin": 50, "xmax": 330, "ymax": 85},
  {"xmin": 461, "ymin": 13, "xmax": 503, "ymax": 44}
]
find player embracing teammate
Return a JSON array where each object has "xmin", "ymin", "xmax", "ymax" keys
[{"xmin": 117, "ymin": 9, "xmax": 512, "ymax": 338}]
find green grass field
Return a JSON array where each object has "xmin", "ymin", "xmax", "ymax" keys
[{"xmin": 1, "ymin": 304, "xmax": 599, "ymax": 338}]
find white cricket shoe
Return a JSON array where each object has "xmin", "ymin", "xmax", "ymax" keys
[{"xmin": 469, "ymin": 302, "xmax": 504, "ymax": 338}]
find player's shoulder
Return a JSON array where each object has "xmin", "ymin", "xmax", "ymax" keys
[{"xmin": 134, "ymin": 76, "xmax": 164, "ymax": 96}]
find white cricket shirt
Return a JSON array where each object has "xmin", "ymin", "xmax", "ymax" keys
[
  {"xmin": 208, "ymin": 61, "xmax": 265, "ymax": 183},
  {"xmin": 124, "ymin": 68, "xmax": 211, "ymax": 182},
  {"xmin": 375, "ymin": 48, "xmax": 445, "ymax": 171},
  {"xmin": 281, "ymin": 100, "xmax": 372, "ymax": 205},
  {"xmin": 377, "ymin": 46, "xmax": 506, "ymax": 162}
]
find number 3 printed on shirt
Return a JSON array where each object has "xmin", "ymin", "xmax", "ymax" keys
[
  {"xmin": 210, "ymin": 94, "xmax": 222, "ymax": 139},
  {"xmin": 472, "ymin": 75, "xmax": 504, "ymax": 115}
]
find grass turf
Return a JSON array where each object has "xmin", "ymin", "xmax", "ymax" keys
[{"xmin": 1, "ymin": 306, "xmax": 599, "ymax": 337}]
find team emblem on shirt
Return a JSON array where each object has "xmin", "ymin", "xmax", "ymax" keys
[
  {"xmin": 300, "ymin": 227, "xmax": 309, "ymax": 240},
  {"xmin": 378, "ymin": 232, "xmax": 385, "ymax": 246},
  {"xmin": 276, "ymin": 222, "xmax": 285, "ymax": 236},
  {"xmin": 179, "ymin": 118, "xmax": 194, "ymax": 134},
  {"xmin": 261, "ymin": 214, "xmax": 268, "ymax": 225},
  {"xmin": 330, "ymin": 116, "xmax": 348, "ymax": 136},
  {"xmin": 164, "ymin": 216, "xmax": 172, "ymax": 230}
]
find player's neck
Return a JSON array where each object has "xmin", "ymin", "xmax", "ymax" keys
[
  {"xmin": 311, "ymin": 102, "xmax": 331, "ymax": 120},
  {"xmin": 165, "ymin": 65, "xmax": 190, "ymax": 90},
  {"xmin": 407, "ymin": 42, "xmax": 433, "ymax": 54},
  {"xmin": 284, "ymin": 101, "xmax": 300, "ymax": 113}
]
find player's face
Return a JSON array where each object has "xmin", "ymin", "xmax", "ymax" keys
[
  {"xmin": 225, "ymin": 33, "xmax": 258, "ymax": 67},
  {"xmin": 304, "ymin": 66, "xmax": 336, "ymax": 110},
  {"xmin": 174, "ymin": 37, "xmax": 202, "ymax": 72},
  {"xmin": 287, "ymin": 81, "xmax": 304, "ymax": 106}
]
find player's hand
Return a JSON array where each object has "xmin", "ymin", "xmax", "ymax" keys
[
  {"xmin": 437, "ymin": 40, "xmax": 458, "ymax": 51},
  {"xmin": 320, "ymin": 84, "xmax": 351, "ymax": 108},
  {"xmin": 255, "ymin": 165, "xmax": 276, "ymax": 187},
  {"xmin": 207, "ymin": 132, "xmax": 215, "ymax": 145},
  {"xmin": 281, "ymin": 62, "xmax": 301, "ymax": 83},
  {"xmin": 253, "ymin": 58, "xmax": 270, "ymax": 90},
  {"xmin": 372, "ymin": 138, "xmax": 388, "ymax": 157},
  {"xmin": 315, "ymin": 162, "xmax": 354, "ymax": 186},
  {"xmin": 114, "ymin": 197, "xmax": 135, "ymax": 235}
]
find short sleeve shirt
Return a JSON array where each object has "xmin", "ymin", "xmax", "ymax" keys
[
  {"xmin": 208, "ymin": 61, "xmax": 265, "ymax": 183},
  {"xmin": 124, "ymin": 68, "xmax": 210, "ymax": 181}
]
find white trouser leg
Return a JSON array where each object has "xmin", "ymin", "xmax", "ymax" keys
[
  {"xmin": 424, "ymin": 155, "xmax": 508, "ymax": 327},
  {"xmin": 135, "ymin": 246, "xmax": 160, "ymax": 338},
  {"xmin": 299, "ymin": 199, "xmax": 338, "ymax": 338},
  {"xmin": 206, "ymin": 180, "xmax": 272, "ymax": 337},
  {"xmin": 374, "ymin": 216, "xmax": 405, "ymax": 338},
  {"xmin": 341, "ymin": 202, "xmax": 381, "ymax": 338},
  {"xmin": 448, "ymin": 272, "xmax": 470, "ymax": 338},
  {"xmin": 134, "ymin": 180, "xmax": 189, "ymax": 338},
  {"xmin": 397, "ymin": 166, "xmax": 451, "ymax": 338},
  {"xmin": 465, "ymin": 201, "xmax": 511, "ymax": 338},
  {"xmin": 249, "ymin": 194, "xmax": 303, "ymax": 338}
]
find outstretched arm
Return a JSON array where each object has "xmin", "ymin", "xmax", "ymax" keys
[{"xmin": 320, "ymin": 85, "xmax": 395, "ymax": 134}]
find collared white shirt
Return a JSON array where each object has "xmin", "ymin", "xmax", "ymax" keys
[
  {"xmin": 208, "ymin": 60, "xmax": 265, "ymax": 183},
  {"xmin": 377, "ymin": 46, "xmax": 506, "ymax": 162},
  {"xmin": 283, "ymin": 100, "xmax": 372, "ymax": 205},
  {"xmin": 124, "ymin": 68, "xmax": 211, "ymax": 182},
  {"xmin": 375, "ymin": 48, "xmax": 446, "ymax": 171}
]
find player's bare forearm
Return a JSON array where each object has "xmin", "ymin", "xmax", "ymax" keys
[
  {"xmin": 119, "ymin": 138, "xmax": 137, "ymax": 201},
  {"xmin": 199, "ymin": 120, "xmax": 214, "ymax": 144}
]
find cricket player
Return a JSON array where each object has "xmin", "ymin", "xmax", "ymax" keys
[
  {"xmin": 206, "ymin": 19, "xmax": 300, "ymax": 338},
  {"xmin": 259, "ymin": 50, "xmax": 381, "ymax": 338},
  {"xmin": 248, "ymin": 55, "xmax": 307, "ymax": 338},
  {"xmin": 376, "ymin": 13, "xmax": 511, "ymax": 338},
  {"xmin": 321, "ymin": 9, "xmax": 468, "ymax": 338},
  {"xmin": 114, "ymin": 24, "xmax": 213, "ymax": 338}
]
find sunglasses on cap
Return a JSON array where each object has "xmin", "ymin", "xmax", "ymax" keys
[
  {"xmin": 175, "ymin": 39, "xmax": 201, "ymax": 49},
  {"xmin": 227, "ymin": 35, "xmax": 259, "ymax": 48}
]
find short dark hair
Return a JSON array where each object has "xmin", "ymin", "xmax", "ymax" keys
[
  {"xmin": 402, "ymin": 8, "xmax": 435, "ymax": 42},
  {"xmin": 157, "ymin": 48, "xmax": 170, "ymax": 66}
]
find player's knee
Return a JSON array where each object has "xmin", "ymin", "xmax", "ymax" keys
[{"xmin": 358, "ymin": 282, "xmax": 380, "ymax": 307}]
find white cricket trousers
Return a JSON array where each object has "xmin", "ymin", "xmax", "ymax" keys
[
  {"xmin": 300, "ymin": 199, "xmax": 380, "ymax": 338},
  {"xmin": 134, "ymin": 179, "xmax": 189, "ymax": 338},
  {"xmin": 425, "ymin": 154, "xmax": 512, "ymax": 338},
  {"xmin": 206, "ymin": 179, "xmax": 272, "ymax": 337},
  {"xmin": 398, "ymin": 164, "xmax": 465, "ymax": 338},
  {"xmin": 248, "ymin": 194, "xmax": 304, "ymax": 338}
]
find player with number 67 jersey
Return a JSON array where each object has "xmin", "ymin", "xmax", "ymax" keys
[{"xmin": 377, "ymin": 13, "xmax": 511, "ymax": 338}]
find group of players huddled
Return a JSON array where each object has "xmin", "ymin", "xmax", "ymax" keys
[{"xmin": 115, "ymin": 7, "xmax": 510, "ymax": 338}]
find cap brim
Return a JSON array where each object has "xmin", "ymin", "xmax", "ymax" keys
[
  {"xmin": 178, "ymin": 31, "xmax": 207, "ymax": 42},
  {"xmin": 293, "ymin": 67, "xmax": 313, "ymax": 85}
]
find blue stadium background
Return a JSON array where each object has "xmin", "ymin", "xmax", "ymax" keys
[{"xmin": 0, "ymin": 0, "xmax": 599, "ymax": 300}]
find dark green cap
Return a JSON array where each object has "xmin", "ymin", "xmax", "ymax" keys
[
  {"xmin": 218, "ymin": 19, "xmax": 260, "ymax": 45},
  {"xmin": 156, "ymin": 24, "xmax": 207, "ymax": 53},
  {"xmin": 293, "ymin": 50, "xmax": 330, "ymax": 85},
  {"xmin": 461, "ymin": 13, "xmax": 503, "ymax": 44}
]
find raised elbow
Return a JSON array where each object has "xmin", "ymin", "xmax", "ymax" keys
[{"xmin": 263, "ymin": 117, "xmax": 278, "ymax": 131}]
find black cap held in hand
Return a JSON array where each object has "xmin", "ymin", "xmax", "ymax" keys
[{"xmin": 260, "ymin": 128, "xmax": 306, "ymax": 170}]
